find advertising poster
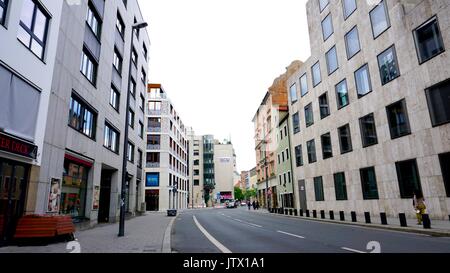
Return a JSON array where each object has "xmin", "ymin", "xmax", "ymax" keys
[
  {"xmin": 47, "ymin": 178, "xmax": 61, "ymax": 213},
  {"xmin": 93, "ymin": 185, "xmax": 100, "ymax": 210}
]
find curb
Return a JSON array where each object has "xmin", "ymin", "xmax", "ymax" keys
[
  {"xmin": 162, "ymin": 215, "xmax": 177, "ymax": 253},
  {"xmin": 252, "ymin": 210, "xmax": 450, "ymax": 237}
]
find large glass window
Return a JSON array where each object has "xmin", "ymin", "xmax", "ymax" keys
[
  {"xmin": 369, "ymin": 0, "xmax": 390, "ymax": 39},
  {"xmin": 338, "ymin": 124, "xmax": 352, "ymax": 154},
  {"xmin": 116, "ymin": 11, "xmax": 125, "ymax": 38},
  {"xmin": 386, "ymin": 99, "xmax": 411, "ymax": 139},
  {"xmin": 360, "ymin": 167, "xmax": 379, "ymax": 200},
  {"xmin": 314, "ymin": 177, "xmax": 325, "ymax": 201},
  {"xmin": 17, "ymin": 0, "xmax": 50, "ymax": 59},
  {"xmin": 321, "ymin": 132, "xmax": 333, "ymax": 159},
  {"xmin": 86, "ymin": 2, "xmax": 101, "ymax": 39},
  {"xmin": 355, "ymin": 64, "xmax": 372, "ymax": 98},
  {"xmin": 377, "ymin": 45, "xmax": 400, "ymax": 85},
  {"xmin": 131, "ymin": 48, "xmax": 138, "ymax": 67},
  {"xmin": 113, "ymin": 48, "xmax": 123, "ymax": 74},
  {"xmin": 130, "ymin": 78, "xmax": 136, "ymax": 97},
  {"xmin": 439, "ymin": 153, "xmax": 450, "ymax": 197},
  {"xmin": 342, "ymin": 0, "xmax": 357, "ymax": 19},
  {"xmin": 319, "ymin": 92, "xmax": 330, "ymax": 119},
  {"xmin": 61, "ymin": 160, "xmax": 89, "ymax": 218},
  {"xmin": 300, "ymin": 73, "xmax": 308, "ymax": 97},
  {"xmin": 359, "ymin": 113, "xmax": 378, "ymax": 147},
  {"xmin": 312, "ymin": 62, "xmax": 321, "ymax": 87},
  {"xmin": 0, "ymin": 0, "xmax": 8, "ymax": 26},
  {"xmin": 69, "ymin": 95, "xmax": 97, "ymax": 139},
  {"xmin": 335, "ymin": 79, "xmax": 349, "ymax": 109},
  {"xmin": 110, "ymin": 85, "xmax": 120, "ymax": 111},
  {"xmin": 293, "ymin": 112, "xmax": 300, "ymax": 134},
  {"xmin": 326, "ymin": 46, "xmax": 339, "ymax": 75},
  {"xmin": 104, "ymin": 123, "xmax": 119, "ymax": 153},
  {"xmin": 345, "ymin": 26, "xmax": 360, "ymax": 59},
  {"xmin": 80, "ymin": 47, "xmax": 97, "ymax": 84},
  {"xmin": 425, "ymin": 79, "xmax": 450, "ymax": 126},
  {"xmin": 127, "ymin": 142, "xmax": 135, "ymax": 162},
  {"xmin": 289, "ymin": 83, "xmax": 298, "ymax": 103},
  {"xmin": 128, "ymin": 108, "xmax": 134, "ymax": 128},
  {"xmin": 396, "ymin": 159, "xmax": 422, "ymax": 198},
  {"xmin": 307, "ymin": 139, "xmax": 317, "ymax": 164},
  {"xmin": 334, "ymin": 172, "xmax": 348, "ymax": 200},
  {"xmin": 305, "ymin": 103, "xmax": 314, "ymax": 127},
  {"xmin": 321, "ymin": 13, "xmax": 333, "ymax": 41},
  {"xmin": 319, "ymin": 0, "xmax": 329, "ymax": 12},
  {"xmin": 295, "ymin": 145, "xmax": 303, "ymax": 167},
  {"xmin": 414, "ymin": 16, "xmax": 445, "ymax": 64}
]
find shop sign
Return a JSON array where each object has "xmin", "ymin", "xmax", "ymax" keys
[{"xmin": 0, "ymin": 132, "xmax": 37, "ymax": 159}]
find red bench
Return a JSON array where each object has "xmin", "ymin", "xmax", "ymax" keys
[{"xmin": 14, "ymin": 215, "xmax": 75, "ymax": 239}]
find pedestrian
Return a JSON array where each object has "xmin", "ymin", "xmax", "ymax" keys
[
  {"xmin": 413, "ymin": 189, "xmax": 426, "ymax": 225},
  {"xmin": 256, "ymin": 200, "xmax": 260, "ymax": 210},
  {"xmin": 252, "ymin": 200, "xmax": 256, "ymax": 210},
  {"xmin": 247, "ymin": 200, "xmax": 251, "ymax": 210}
]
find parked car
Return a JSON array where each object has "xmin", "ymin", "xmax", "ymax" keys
[{"xmin": 226, "ymin": 200, "xmax": 237, "ymax": 208}]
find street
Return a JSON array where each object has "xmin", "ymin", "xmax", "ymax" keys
[{"xmin": 172, "ymin": 207, "xmax": 450, "ymax": 253}]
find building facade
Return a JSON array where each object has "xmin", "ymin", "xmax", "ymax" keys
[
  {"xmin": 1, "ymin": 0, "xmax": 150, "ymax": 243},
  {"xmin": 187, "ymin": 127, "xmax": 205, "ymax": 208},
  {"xmin": 145, "ymin": 84, "xmax": 189, "ymax": 211},
  {"xmin": 212, "ymin": 139, "xmax": 236, "ymax": 204},
  {"xmin": 276, "ymin": 113, "xmax": 295, "ymax": 209},
  {"xmin": 288, "ymin": 0, "xmax": 450, "ymax": 219}
]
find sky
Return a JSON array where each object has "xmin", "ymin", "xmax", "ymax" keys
[{"xmin": 138, "ymin": 0, "xmax": 311, "ymax": 172}]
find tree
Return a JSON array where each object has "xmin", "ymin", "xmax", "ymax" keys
[
  {"xmin": 234, "ymin": 186, "xmax": 244, "ymax": 201},
  {"xmin": 244, "ymin": 188, "xmax": 257, "ymax": 200}
]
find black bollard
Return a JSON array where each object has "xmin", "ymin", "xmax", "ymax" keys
[
  {"xmin": 300, "ymin": 209, "xmax": 304, "ymax": 217},
  {"xmin": 294, "ymin": 209, "xmax": 298, "ymax": 216},
  {"xmin": 306, "ymin": 210, "xmax": 310, "ymax": 217},
  {"xmin": 285, "ymin": 209, "xmax": 288, "ymax": 215},
  {"xmin": 339, "ymin": 211, "xmax": 345, "ymax": 221},
  {"xmin": 289, "ymin": 209, "xmax": 293, "ymax": 216},
  {"xmin": 313, "ymin": 210, "xmax": 317, "ymax": 218},
  {"xmin": 329, "ymin": 211, "xmax": 334, "ymax": 220},
  {"xmin": 320, "ymin": 210, "xmax": 325, "ymax": 219},
  {"xmin": 380, "ymin": 213, "xmax": 388, "ymax": 225},
  {"xmin": 351, "ymin": 211, "xmax": 357, "ymax": 222},
  {"xmin": 422, "ymin": 214, "xmax": 431, "ymax": 229},
  {"xmin": 364, "ymin": 212, "xmax": 371, "ymax": 224},
  {"xmin": 399, "ymin": 213, "xmax": 407, "ymax": 227}
]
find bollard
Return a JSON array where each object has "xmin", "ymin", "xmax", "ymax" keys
[
  {"xmin": 364, "ymin": 212, "xmax": 371, "ymax": 224},
  {"xmin": 422, "ymin": 214, "xmax": 431, "ymax": 229},
  {"xmin": 294, "ymin": 209, "xmax": 298, "ymax": 216},
  {"xmin": 448, "ymin": 215, "xmax": 450, "ymax": 222},
  {"xmin": 320, "ymin": 210, "xmax": 325, "ymax": 219},
  {"xmin": 285, "ymin": 209, "xmax": 288, "ymax": 215},
  {"xmin": 351, "ymin": 211, "xmax": 357, "ymax": 222},
  {"xmin": 339, "ymin": 211, "xmax": 345, "ymax": 221},
  {"xmin": 289, "ymin": 209, "xmax": 293, "ymax": 216},
  {"xmin": 306, "ymin": 210, "xmax": 310, "ymax": 217},
  {"xmin": 380, "ymin": 213, "xmax": 388, "ymax": 225},
  {"xmin": 399, "ymin": 213, "xmax": 407, "ymax": 227},
  {"xmin": 300, "ymin": 209, "xmax": 304, "ymax": 217},
  {"xmin": 279, "ymin": 208, "xmax": 283, "ymax": 214},
  {"xmin": 313, "ymin": 210, "xmax": 317, "ymax": 218},
  {"xmin": 329, "ymin": 211, "xmax": 334, "ymax": 220}
]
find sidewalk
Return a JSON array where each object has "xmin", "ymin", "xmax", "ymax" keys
[
  {"xmin": 252, "ymin": 209, "xmax": 450, "ymax": 237},
  {"xmin": 0, "ymin": 212, "xmax": 176, "ymax": 253}
]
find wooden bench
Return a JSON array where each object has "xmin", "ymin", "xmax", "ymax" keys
[{"xmin": 14, "ymin": 215, "xmax": 75, "ymax": 239}]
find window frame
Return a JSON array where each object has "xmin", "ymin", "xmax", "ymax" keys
[
  {"xmin": 311, "ymin": 61, "xmax": 322, "ymax": 88},
  {"xmin": 307, "ymin": 139, "xmax": 317, "ymax": 164},
  {"xmin": 321, "ymin": 132, "xmax": 333, "ymax": 160},
  {"xmin": 360, "ymin": 167, "xmax": 379, "ymax": 200},
  {"xmin": 293, "ymin": 112, "xmax": 300, "ymax": 134},
  {"xmin": 338, "ymin": 124, "xmax": 353, "ymax": 154},
  {"xmin": 334, "ymin": 172, "xmax": 348, "ymax": 201},
  {"xmin": 86, "ymin": 1, "xmax": 102, "ymax": 40},
  {"xmin": 0, "ymin": 0, "xmax": 8, "ymax": 26},
  {"xmin": 295, "ymin": 145, "xmax": 303, "ymax": 167},
  {"xmin": 319, "ymin": 92, "xmax": 330, "ymax": 119},
  {"xmin": 424, "ymin": 78, "xmax": 450, "ymax": 127},
  {"xmin": 386, "ymin": 99, "xmax": 411, "ymax": 139},
  {"xmin": 326, "ymin": 45, "xmax": 339, "ymax": 75},
  {"xmin": 369, "ymin": 0, "xmax": 391, "ymax": 39},
  {"xmin": 354, "ymin": 63, "xmax": 373, "ymax": 99},
  {"xmin": 68, "ymin": 93, "xmax": 97, "ymax": 140},
  {"xmin": 319, "ymin": 0, "xmax": 329, "ymax": 13},
  {"xmin": 289, "ymin": 83, "xmax": 298, "ymax": 103},
  {"xmin": 413, "ymin": 15, "xmax": 446, "ymax": 65},
  {"xmin": 335, "ymin": 79, "xmax": 350, "ymax": 110},
  {"xmin": 395, "ymin": 159, "xmax": 422, "ymax": 199},
  {"xmin": 80, "ymin": 46, "xmax": 98, "ymax": 86},
  {"xmin": 300, "ymin": 73, "xmax": 308, "ymax": 97},
  {"xmin": 359, "ymin": 113, "xmax": 378, "ymax": 148},
  {"xmin": 314, "ymin": 176, "xmax": 325, "ymax": 201},
  {"xmin": 305, "ymin": 103, "xmax": 314, "ymax": 128},
  {"xmin": 377, "ymin": 44, "xmax": 401, "ymax": 85},
  {"xmin": 342, "ymin": 0, "xmax": 357, "ymax": 20},
  {"xmin": 344, "ymin": 25, "xmax": 361, "ymax": 60},
  {"xmin": 109, "ymin": 84, "xmax": 120, "ymax": 112},
  {"xmin": 321, "ymin": 13, "xmax": 334, "ymax": 42}
]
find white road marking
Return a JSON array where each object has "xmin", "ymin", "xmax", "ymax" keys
[
  {"xmin": 276, "ymin": 230, "xmax": 305, "ymax": 239},
  {"xmin": 342, "ymin": 247, "xmax": 366, "ymax": 253},
  {"xmin": 193, "ymin": 215, "xmax": 232, "ymax": 254},
  {"xmin": 233, "ymin": 218, "xmax": 262, "ymax": 228}
]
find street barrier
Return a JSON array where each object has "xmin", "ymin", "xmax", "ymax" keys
[
  {"xmin": 339, "ymin": 211, "xmax": 345, "ymax": 221},
  {"xmin": 380, "ymin": 212, "xmax": 388, "ymax": 225},
  {"xmin": 364, "ymin": 212, "xmax": 371, "ymax": 224},
  {"xmin": 351, "ymin": 211, "xmax": 357, "ymax": 222},
  {"xmin": 329, "ymin": 211, "xmax": 334, "ymax": 220},
  {"xmin": 399, "ymin": 213, "xmax": 407, "ymax": 227}
]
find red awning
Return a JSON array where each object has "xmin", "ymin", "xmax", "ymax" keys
[{"xmin": 64, "ymin": 153, "xmax": 93, "ymax": 168}]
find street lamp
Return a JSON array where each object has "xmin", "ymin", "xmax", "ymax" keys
[{"xmin": 119, "ymin": 21, "xmax": 148, "ymax": 237}]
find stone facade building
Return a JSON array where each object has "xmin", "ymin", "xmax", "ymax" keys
[{"xmin": 288, "ymin": 0, "xmax": 450, "ymax": 219}]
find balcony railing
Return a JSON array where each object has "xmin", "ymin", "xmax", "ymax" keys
[
  {"xmin": 148, "ymin": 127, "xmax": 161, "ymax": 133},
  {"xmin": 146, "ymin": 162, "xmax": 160, "ymax": 168},
  {"xmin": 148, "ymin": 110, "xmax": 162, "ymax": 115},
  {"xmin": 147, "ymin": 144, "xmax": 161, "ymax": 150}
]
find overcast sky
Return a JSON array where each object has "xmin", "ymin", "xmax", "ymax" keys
[{"xmin": 138, "ymin": 0, "xmax": 311, "ymax": 172}]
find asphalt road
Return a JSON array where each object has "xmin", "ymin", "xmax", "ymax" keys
[{"xmin": 171, "ymin": 207, "xmax": 450, "ymax": 253}]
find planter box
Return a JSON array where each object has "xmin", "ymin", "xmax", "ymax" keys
[{"xmin": 14, "ymin": 215, "xmax": 75, "ymax": 239}]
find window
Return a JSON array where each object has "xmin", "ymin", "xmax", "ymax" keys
[
  {"xmin": 359, "ymin": 113, "xmax": 378, "ymax": 147},
  {"xmin": 113, "ymin": 48, "xmax": 123, "ymax": 74},
  {"xmin": 338, "ymin": 124, "xmax": 352, "ymax": 154},
  {"xmin": 141, "ymin": 68, "xmax": 147, "ymax": 84},
  {"xmin": 326, "ymin": 46, "xmax": 338, "ymax": 75},
  {"xmin": 293, "ymin": 112, "xmax": 300, "ymax": 134},
  {"xmin": 396, "ymin": 159, "xmax": 422, "ymax": 198},
  {"xmin": 312, "ymin": 62, "xmax": 321, "ymax": 87},
  {"xmin": 281, "ymin": 151, "xmax": 285, "ymax": 162},
  {"xmin": 137, "ymin": 149, "xmax": 143, "ymax": 168},
  {"xmin": 360, "ymin": 167, "xmax": 379, "ymax": 200},
  {"xmin": 143, "ymin": 44, "xmax": 148, "ymax": 60},
  {"xmin": 131, "ymin": 48, "xmax": 138, "ymax": 67},
  {"xmin": 110, "ymin": 85, "xmax": 120, "ymax": 111},
  {"xmin": 335, "ymin": 79, "xmax": 349, "ymax": 109},
  {"xmin": 122, "ymin": 0, "xmax": 128, "ymax": 8},
  {"xmin": 138, "ymin": 121, "xmax": 144, "ymax": 138},
  {"xmin": 414, "ymin": 17, "xmax": 445, "ymax": 64},
  {"xmin": 278, "ymin": 154, "xmax": 281, "ymax": 164},
  {"xmin": 128, "ymin": 108, "xmax": 135, "ymax": 128},
  {"xmin": 439, "ymin": 153, "xmax": 450, "ymax": 197},
  {"xmin": 307, "ymin": 139, "xmax": 317, "ymax": 164},
  {"xmin": 146, "ymin": 173, "xmax": 159, "ymax": 187},
  {"xmin": 386, "ymin": 99, "xmax": 411, "ymax": 139},
  {"xmin": 295, "ymin": 145, "xmax": 303, "ymax": 167},
  {"xmin": 130, "ymin": 78, "xmax": 136, "ymax": 97},
  {"xmin": 116, "ymin": 12, "xmax": 125, "ymax": 38},
  {"xmin": 86, "ymin": 2, "xmax": 101, "ymax": 39},
  {"xmin": 104, "ymin": 123, "xmax": 119, "ymax": 153},
  {"xmin": 321, "ymin": 133, "xmax": 333, "ymax": 159},
  {"xmin": 286, "ymin": 148, "xmax": 289, "ymax": 160},
  {"xmin": 319, "ymin": 92, "xmax": 330, "ymax": 119},
  {"xmin": 134, "ymin": 17, "xmax": 139, "ymax": 39},
  {"xmin": 17, "ymin": 0, "xmax": 50, "ymax": 59},
  {"xmin": 321, "ymin": 13, "xmax": 333, "ymax": 41},
  {"xmin": 0, "ymin": 0, "xmax": 8, "ymax": 26},
  {"xmin": 354, "ymin": 64, "xmax": 372, "ymax": 98},
  {"xmin": 377, "ymin": 45, "xmax": 400, "ymax": 85},
  {"xmin": 369, "ymin": 0, "xmax": 390, "ymax": 39},
  {"xmin": 305, "ymin": 103, "xmax": 314, "ymax": 127},
  {"xmin": 345, "ymin": 26, "xmax": 360, "ymax": 59},
  {"xmin": 300, "ymin": 73, "xmax": 308, "ymax": 97},
  {"xmin": 80, "ymin": 47, "xmax": 97, "ymax": 84},
  {"xmin": 314, "ymin": 177, "xmax": 325, "ymax": 201},
  {"xmin": 334, "ymin": 172, "xmax": 348, "ymax": 200},
  {"xmin": 194, "ymin": 179, "xmax": 200, "ymax": 186},
  {"xmin": 425, "ymin": 79, "xmax": 450, "ymax": 126},
  {"xmin": 69, "ymin": 95, "xmax": 97, "ymax": 139},
  {"xmin": 342, "ymin": 0, "xmax": 357, "ymax": 19},
  {"xmin": 319, "ymin": 0, "xmax": 329, "ymax": 12},
  {"xmin": 289, "ymin": 83, "xmax": 298, "ymax": 103},
  {"xmin": 127, "ymin": 142, "xmax": 134, "ymax": 162}
]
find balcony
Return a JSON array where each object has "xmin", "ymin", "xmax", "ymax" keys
[
  {"xmin": 146, "ymin": 162, "xmax": 160, "ymax": 168},
  {"xmin": 147, "ymin": 127, "xmax": 161, "ymax": 133},
  {"xmin": 148, "ymin": 110, "xmax": 162, "ymax": 116},
  {"xmin": 147, "ymin": 144, "xmax": 161, "ymax": 150}
]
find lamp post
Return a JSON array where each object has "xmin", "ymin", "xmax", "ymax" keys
[{"xmin": 119, "ymin": 21, "xmax": 148, "ymax": 237}]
